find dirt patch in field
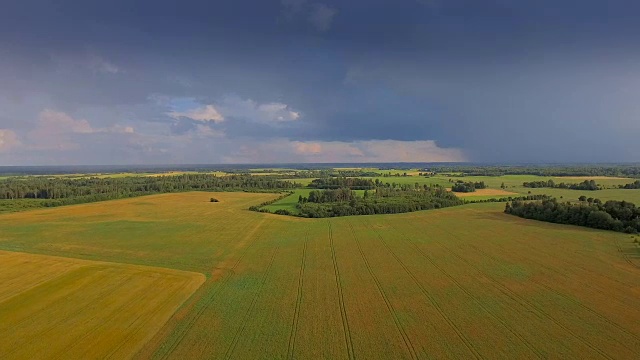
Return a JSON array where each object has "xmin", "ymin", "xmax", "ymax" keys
[{"xmin": 450, "ymin": 189, "xmax": 519, "ymax": 197}]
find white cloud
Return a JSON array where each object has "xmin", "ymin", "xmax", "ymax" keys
[
  {"xmin": 168, "ymin": 105, "xmax": 225, "ymax": 123},
  {"xmin": 89, "ymin": 55, "xmax": 121, "ymax": 74},
  {"xmin": 111, "ymin": 125, "xmax": 135, "ymax": 134},
  {"xmin": 37, "ymin": 109, "xmax": 95, "ymax": 134},
  {"xmin": 23, "ymin": 110, "xmax": 134, "ymax": 151},
  {"xmin": 257, "ymin": 102, "xmax": 301, "ymax": 121},
  {"xmin": 292, "ymin": 141, "xmax": 323, "ymax": 154},
  {"xmin": 309, "ymin": 3, "xmax": 337, "ymax": 32},
  {"xmin": 161, "ymin": 96, "xmax": 300, "ymax": 125},
  {"xmin": 34, "ymin": 110, "xmax": 134, "ymax": 135},
  {"xmin": 194, "ymin": 124, "xmax": 225, "ymax": 138},
  {"xmin": 0, "ymin": 129, "xmax": 21, "ymax": 152},
  {"xmin": 218, "ymin": 96, "xmax": 301, "ymax": 123}
]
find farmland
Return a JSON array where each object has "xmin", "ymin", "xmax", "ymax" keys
[
  {"xmin": 0, "ymin": 192, "xmax": 639, "ymax": 358},
  {"xmin": 0, "ymin": 250, "xmax": 203, "ymax": 359}
]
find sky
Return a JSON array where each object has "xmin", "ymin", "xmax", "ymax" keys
[{"xmin": 1, "ymin": 0, "xmax": 640, "ymax": 165}]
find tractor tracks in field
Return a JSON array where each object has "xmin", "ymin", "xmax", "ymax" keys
[
  {"xmin": 477, "ymin": 224, "xmax": 640, "ymax": 348},
  {"xmin": 347, "ymin": 222, "xmax": 419, "ymax": 360},
  {"xmin": 286, "ymin": 226, "xmax": 309, "ymax": 360},
  {"xmin": 614, "ymin": 236, "xmax": 640, "ymax": 270},
  {"xmin": 223, "ymin": 245, "xmax": 280, "ymax": 360},
  {"xmin": 363, "ymin": 220, "xmax": 483, "ymax": 360},
  {"xmin": 429, "ymin": 222, "xmax": 617, "ymax": 360},
  {"xmin": 380, "ymin": 220, "xmax": 543, "ymax": 359},
  {"xmin": 155, "ymin": 217, "xmax": 268, "ymax": 360},
  {"xmin": 327, "ymin": 220, "xmax": 355, "ymax": 360}
]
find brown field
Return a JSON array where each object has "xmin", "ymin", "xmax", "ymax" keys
[
  {"xmin": 0, "ymin": 192, "xmax": 639, "ymax": 359},
  {"xmin": 0, "ymin": 250, "xmax": 204, "ymax": 359},
  {"xmin": 448, "ymin": 188, "xmax": 519, "ymax": 197}
]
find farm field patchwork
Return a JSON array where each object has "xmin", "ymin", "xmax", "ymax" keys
[
  {"xmin": 0, "ymin": 192, "xmax": 639, "ymax": 359},
  {"xmin": 283, "ymin": 174, "xmax": 640, "ymax": 204}
]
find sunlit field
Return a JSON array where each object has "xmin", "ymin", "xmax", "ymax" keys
[{"xmin": 0, "ymin": 192, "xmax": 638, "ymax": 358}]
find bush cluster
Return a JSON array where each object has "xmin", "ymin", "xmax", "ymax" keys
[
  {"xmin": 451, "ymin": 181, "xmax": 487, "ymax": 193},
  {"xmin": 297, "ymin": 187, "xmax": 462, "ymax": 218}
]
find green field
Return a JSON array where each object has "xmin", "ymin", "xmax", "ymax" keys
[{"xmin": 0, "ymin": 192, "xmax": 639, "ymax": 358}]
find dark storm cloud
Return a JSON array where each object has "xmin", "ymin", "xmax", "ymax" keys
[{"xmin": 1, "ymin": 0, "xmax": 640, "ymax": 164}]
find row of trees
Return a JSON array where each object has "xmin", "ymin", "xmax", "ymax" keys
[
  {"xmin": 522, "ymin": 179, "xmax": 599, "ymax": 191},
  {"xmin": 308, "ymin": 177, "xmax": 375, "ymax": 190},
  {"xmin": 286, "ymin": 170, "xmax": 381, "ymax": 178},
  {"xmin": 465, "ymin": 194, "xmax": 551, "ymax": 204},
  {"xmin": 0, "ymin": 174, "xmax": 298, "ymax": 200},
  {"xmin": 620, "ymin": 180, "xmax": 640, "ymax": 189},
  {"xmin": 426, "ymin": 165, "xmax": 640, "ymax": 178},
  {"xmin": 505, "ymin": 198, "xmax": 640, "ymax": 233},
  {"xmin": 451, "ymin": 181, "xmax": 487, "ymax": 193},
  {"xmin": 0, "ymin": 175, "xmax": 299, "ymax": 211},
  {"xmin": 296, "ymin": 187, "xmax": 463, "ymax": 218}
]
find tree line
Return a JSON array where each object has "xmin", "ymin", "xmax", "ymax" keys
[
  {"xmin": 522, "ymin": 179, "xmax": 599, "ymax": 191},
  {"xmin": 308, "ymin": 177, "xmax": 375, "ymax": 190},
  {"xmin": 0, "ymin": 174, "xmax": 299, "ymax": 210},
  {"xmin": 425, "ymin": 165, "xmax": 640, "ymax": 178},
  {"xmin": 295, "ymin": 187, "xmax": 463, "ymax": 218},
  {"xmin": 620, "ymin": 180, "xmax": 640, "ymax": 189},
  {"xmin": 505, "ymin": 198, "xmax": 640, "ymax": 234}
]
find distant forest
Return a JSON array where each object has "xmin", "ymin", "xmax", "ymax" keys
[
  {"xmin": 427, "ymin": 165, "xmax": 640, "ymax": 177},
  {"xmin": 0, "ymin": 174, "xmax": 297, "ymax": 210},
  {"xmin": 506, "ymin": 198, "xmax": 640, "ymax": 234}
]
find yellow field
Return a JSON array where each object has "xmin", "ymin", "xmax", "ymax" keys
[{"xmin": 0, "ymin": 251, "xmax": 204, "ymax": 359}]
